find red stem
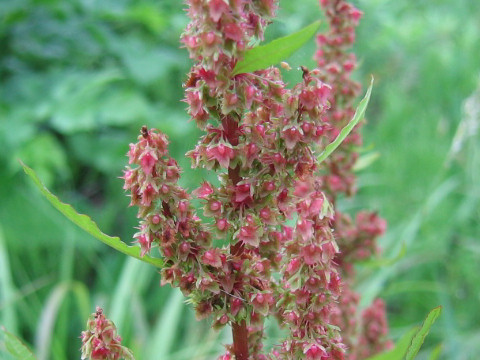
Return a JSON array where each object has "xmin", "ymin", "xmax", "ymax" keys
[
  {"xmin": 222, "ymin": 115, "xmax": 249, "ymax": 359},
  {"xmin": 232, "ymin": 321, "xmax": 249, "ymax": 360}
]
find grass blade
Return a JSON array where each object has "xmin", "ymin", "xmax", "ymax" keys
[
  {"xmin": 365, "ymin": 327, "xmax": 417, "ymax": 360},
  {"xmin": 34, "ymin": 283, "xmax": 69, "ymax": 360},
  {"xmin": 232, "ymin": 21, "xmax": 320, "ymax": 75},
  {"xmin": 365, "ymin": 306, "xmax": 441, "ymax": 360},
  {"xmin": 20, "ymin": 161, "xmax": 163, "ymax": 268},
  {"xmin": 406, "ymin": 306, "xmax": 442, "ymax": 360},
  {"xmin": 0, "ymin": 223, "xmax": 18, "ymax": 334},
  {"xmin": 318, "ymin": 77, "xmax": 373, "ymax": 163},
  {"xmin": 1, "ymin": 328, "xmax": 36, "ymax": 360},
  {"xmin": 144, "ymin": 289, "xmax": 184, "ymax": 359}
]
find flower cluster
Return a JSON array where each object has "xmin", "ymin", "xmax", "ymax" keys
[
  {"xmin": 315, "ymin": 0, "xmax": 363, "ymax": 197},
  {"xmin": 80, "ymin": 307, "xmax": 134, "ymax": 360},
  {"xmin": 357, "ymin": 299, "xmax": 392, "ymax": 359},
  {"xmin": 316, "ymin": 0, "xmax": 392, "ymax": 358},
  {"xmin": 120, "ymin": 0, "xmax": 388, "ymax": 359},
  {"xmin": 334, "ymin": 211, "xmax": 386, "ymax": 276}
]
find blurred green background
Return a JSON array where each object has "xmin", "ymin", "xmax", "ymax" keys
[{"xmin": 1, "ymin": 0, "xmax": 479, "ymax": 359}]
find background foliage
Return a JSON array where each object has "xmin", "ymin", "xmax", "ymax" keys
[{"xmin": 0, "ymin": 0, "xmax": 479, "ymax": 359}]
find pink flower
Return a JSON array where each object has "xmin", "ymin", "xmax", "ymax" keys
[
  {"xmin": 186, "ymin": 90, "xmax": 205, "ymax": 117},
  {"xmin": 350, "ymin": 8, "xmax": 363, "ymax": 23},
  {"xmin": 313, "ymin": 83, "xmax": 332, "ymax": 106},
  {"xmin": 122, "ymin": 170, "xmax": 135, "ymax": 190},
  {"xmin": 223, "ymin": 22, "xmax": 243, "ymax": 42},
  {"xmin": 216, "ymin": 218, "xmax": 229, "ymax": 231},
  {"xmin": 206, "ymin": 143, "xmax": 235, "ymax": 168},
  {"xmin": 128, "ymin": 143, "xmax": 138, "ymax": 164},
  {"xmin": 182, "ymin": 35, "xmax": 198, "ymax": 52},
  {"xmin": 301, "ymin": 244, "xmax": 322, "ymax": 265},
  {"xmin": 285, "ymin": 258, "xmax": 302, "ymax": 275},
  {"xmin": 304, "ymin": 343, "xmax": 328, "ymax": 359},
  {"xmin": 141, "ymin": 183, "xmax": 157, "ymax": 207},
  {"xmin": 234, "ymin": 182, "xmax": 252, "ymax": 203},
  {"xmin": 202, "ymin": 249, "xmax": 223, "ymax": 268},
  {"xmin": 140, "ymin": 150, "xmax": 157, "ymax": 175},
  {"xmin": 238, "ymin": 224, "xmax": 259, "ymax": 247},
  {"xmin": 194, "ymin": 182, "xmax": 214, "ymax": 199},
  {"xmin": 208, "ymin": 0, "xmax": 229, "ymax": 22},
  {"xmin": 282, "ymin": 127, "xmax": 302, "ymax": 150},
  {"xmin": 296, "ymin": 219, "xmax": 314, "ymax": 241},
  {"xmin": 140, "ymin": 235, "xmax": 152, "ymax": 257}
]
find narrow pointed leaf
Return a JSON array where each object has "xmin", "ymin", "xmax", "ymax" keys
[
  {"xmin": 365, "ymin": 327, "xmax": 417, "ymax": 360},
  {"xmin": 232, "ymin": 21, "xmax": 321, "ymax": 75},
  {"xmin": 365, "ymin": 306, "xmax": 442, "ymax": 360},
  {"xmin": 21, "ymin": 162, "xmax": 163, "ymax": 268},
  {"xmin": 318, "ymin": 77, "xmax": 373, "ymax": 163},
  {"xmin": 406, "ymin": 306, "xmax": 442, "ymax": 360},
  {"xmin": 1, "ymin": 328, "xmax": 37, "ymax": 360}
]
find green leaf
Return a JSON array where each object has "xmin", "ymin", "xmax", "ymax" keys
[
  {"xmin": 365, "ymin": 307, "xmax": 442, "ymax": 360},
  {"xmin": 232, "ymin": 21, "xmax": 321, "ymax": 75},
  {"xmin": 406, "ymin": 306, "xmax": 442, "ymax": 360},
  {"xmin": 365, "ymin": 328, "xmax": 417, "ymax": 360},
  {"xmin": 318, "ymin": 77, "xmax": 374, "ymax": 164},
  {"xmin": 1, "ymin": 328, "xmax": 36, "ymax": 360},
  {"xmin": 20, "ymin": 162, "xmax": 163, "ymax": 268}
]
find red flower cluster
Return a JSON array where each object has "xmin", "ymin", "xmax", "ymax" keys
[
  {"xmin": 120, "ymin": 0, "xmax": 389, "ymax": 359},
  {"xmin": 316, "ymin": 0, "xmax": 392, "ymax": 358},
  {"xmin": 80, "ymin": 307, "xmax": 134, "ymax": 360}
]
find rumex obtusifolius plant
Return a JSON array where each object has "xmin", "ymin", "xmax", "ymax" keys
[{"xmin": 121, "ymin": 0, "xmax": 386, "ymax": 359}]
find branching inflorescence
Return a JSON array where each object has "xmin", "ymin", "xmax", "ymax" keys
[
  {"xmin": 81, "ymin": 307, "xmax": 134, "ymax": 360},
  {"xmin": 316, "ymin": 0, "xmax": 392, "ymax": 358},
  {"xmin": 120, "ymin": 0, "xmax": 389, "ymax": 359}
]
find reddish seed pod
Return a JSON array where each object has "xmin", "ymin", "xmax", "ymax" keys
[
  {"xmin": 217, "ymin": 143, "xmax": 226, "ymax": 155},
  {"xmin": 240, "ymin": 183, "xmax": 250, "ymax": 192},
  {"xmin": 256, "ymin": 294, "xmax": 265, "ymax": 304},
  {"xmin": 301, "ymin": 122, "xmax": 312, "ymax": 134},
  {"xmin": 315, "ymin": 126, "xmax": 325, "ymax": 137},
  {"xmin": 264, "ymin": 181, "xmax": 275, "ymax": 192},
  {"xmin": 220, "ymin": 314, "xmax": 229, "ymax": 324},
  {"xmin": 166, "ymin": 168, "xmax": 175, "ymax": 179},
  {"xmin": 217, "ymin": 218, "xmax": 228, "ymax": 231},
  {"xmin": 232, "ymin": 261, "xmax": 242, "ymax": 271},
  {"xmin": 259, "ymin": 208, "xmax": 268, "ymax": 219},
  {"xmin": 179, "ymin": 201, "xmax": 188, "ymax": 213},
  {"xmin": 209, "ymin": 201, "xmax": 221, "ymax": 211},
  {"xmin": 273, "ymin": 153, "xmax": 283, "ymax": 164},
  {"xmin": 179, "ymin": 242, "xmax": 190, "ymax": 254},
  {"xmin": 255, "ymin": 125, "xmax": 265, "ymax": 137}
]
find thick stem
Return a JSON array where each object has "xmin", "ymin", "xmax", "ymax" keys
[
  {"xmin": 232, "ymin": 320, "xmax": 249, "ymax": 360},
  {"xmin": 222, "ymin": 115, "xmax": 249, "ymax": 359}
]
